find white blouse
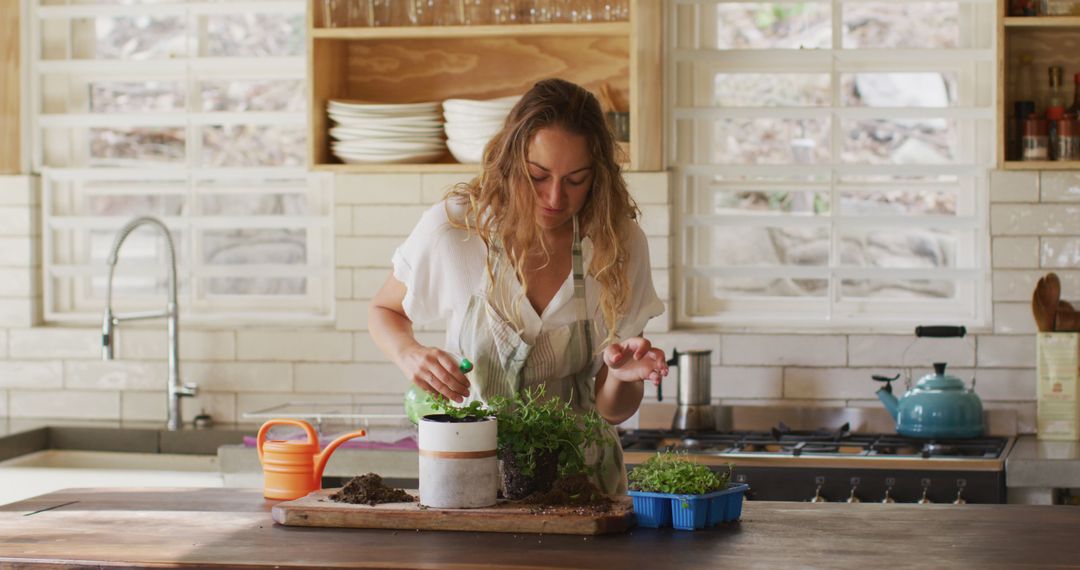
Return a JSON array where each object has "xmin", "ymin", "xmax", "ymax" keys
[{"xmin": 391, "ymin": 200, "xmax": 665, "ymax": 373}]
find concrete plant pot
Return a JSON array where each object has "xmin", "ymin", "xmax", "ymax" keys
[{"xmin": 418, "ymin": 414, "xmax": 498, "ymax": 508}]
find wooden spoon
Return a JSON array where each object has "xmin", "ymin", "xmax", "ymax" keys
[
  {"xmin": 1044, "ymin": 273, "xmax": 1062, "ymax": 331},
  {"xmin": 1057, "ymin": 308, "xmax": 1080, "ymax": 332},
  {"xmin": 1032, "ymin": 277, "xmax": 1054, "ymax": 332}
]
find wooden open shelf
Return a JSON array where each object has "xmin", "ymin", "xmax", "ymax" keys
[
  {"xmin": 307, "ymin": 2, "xmax": 660, "ymax": 173},
  {"xmin": 997, "ymin": 0, "xmax": 1080, "ymax": 166}
]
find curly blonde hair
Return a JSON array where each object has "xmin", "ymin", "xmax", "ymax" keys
[{"xmin": 446, "ymin": 78, "xmax": 640, "ymax": 347}]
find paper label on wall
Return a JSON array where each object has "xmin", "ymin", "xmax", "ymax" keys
[{"xmin": 1037, "ymin": 333, "xmax": 1080, "ymax": 441}]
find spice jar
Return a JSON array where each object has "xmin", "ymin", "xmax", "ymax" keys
[
  {"xmin": 1023, "ymin": 115, "xmax": 1049, "ymax": 161},
  {"xmin": 1055, "ymin": 117, "xmax": 1080, "ymax": 161}
]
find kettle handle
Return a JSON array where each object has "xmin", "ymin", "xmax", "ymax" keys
[
  {"xmin": 256, "ymin": 419, "xmax": 319, "ymax": 463},
  {"xmin": 312, "ymin": 429, "xmax": 367, "ymax": 487}
]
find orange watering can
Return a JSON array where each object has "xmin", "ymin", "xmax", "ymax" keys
[{"xmin": 256, "ymin": 419, "xmax": 367, "ymax": 500}]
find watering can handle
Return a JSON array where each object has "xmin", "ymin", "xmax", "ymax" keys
[
  {"xmin": 256, "ymin": 419, "xmax": 319, "ymax": 463},
  {"xmin": 312, "ymin": 429, "xmax": 367, "ymax": 487}
]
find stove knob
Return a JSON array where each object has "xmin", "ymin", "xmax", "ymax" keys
[
  {"xmin": 918, "ymin": 488, "xmax": 933, "ymax": 505},
  {"xmin": 953, "ymin": 489, "xmax": 966, "ymax": 505},
  {"xmin": 881, "ymin": 487, "xmax": 896, "ymax": 504},
  {"xmin": 846, "ymin": 486, "xmax": 860, "ymax": 504},
  {"xmin": 810, "ymin": 484, "xmax": 827, "ymax": 503}
]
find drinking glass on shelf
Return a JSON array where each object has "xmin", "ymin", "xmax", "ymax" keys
[
  {"xmin": 409, "ymin": 0, "xmax": 435, "ymax": 25},
  {"xmin": 491, "ymin": 0, "xmax": 518, "ymax": 24},
  {"xmin": 461, "ymin": 0, "xmax": 491, "ymax": 25},
  {"xmin": 321, "ymin": 0, "xmax": 343, "ymax": 27},
  {"xmin": 370, "ymin": 0, "xmax": 395, "ymax": 26},
  {"xmin": 345, "ymin": 0, "xmax": 371, "ymax": 27}
]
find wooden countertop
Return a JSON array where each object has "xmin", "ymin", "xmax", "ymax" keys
[{"xmin": 2, "ymin": 488, "xmax": 1079, "ymax": 569}]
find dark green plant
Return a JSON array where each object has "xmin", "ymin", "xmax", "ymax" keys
[
  {"xmin": 429, "ymin": 395, "xmax": 494, "ymax": 422},
  {"xmin": 628, "ymin": 451, "xmax": 732, "ymax": 495},
  {"xmin": 488, "ymin": 385, "xmax": 610, "ymax": 478}
]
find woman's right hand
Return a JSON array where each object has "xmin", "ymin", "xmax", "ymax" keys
[{"xmin": 399, "ymin": 345, "xmax": 471, "ymax": 403}]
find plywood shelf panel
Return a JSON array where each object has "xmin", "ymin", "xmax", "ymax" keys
[
  {"xmin": 1001, "ymin": 160, "xmax": 1080, "ymax": 170},
  {"xmin": 312, "ymin": 22, "xmax": 631, "ymax": 40},
  {"xmin": 1004, "ymin": 16, "xmax": 1080, "ymax": 27}
]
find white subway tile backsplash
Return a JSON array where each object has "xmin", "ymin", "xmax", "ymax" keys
[
  {"xmin": 784, "ymin": 367, "xmax": 881, "ymax": 400},
  {"xmin": 0, "ymin": 237, "xmax": 34, "ymax": 266},
  {"xmin": 0, "ymin": 299, "xmax": 35, "ymax": 327},
  {"xmin": 121, "ymin": 391, "xmax": 237, "ymax": 424},
  {"xmin": 638, "ymin": 205, "xmax": 669, "ymax": 238},
  {"xmin": 352, "ymin": 205, "xmax": 428, "ymax": 237},
  {"xmin": 991, "ymin": 204, "xmax": 1080, "ymax": 235},
  {"xmin": 646, "ymin": 332, "xmax": 721, "ymax": 364},
  {"xmin": 0, "ymin": 207, "xmax": 33, "ymax": 236},
  {"xmin": 353, "ymin": 331, "xmax": 440, "ymax": 363},
  {"xmin": 848, "ymin": 335, "xmax": 974, "ymax": 367},
  {"xmin": 334, "ymin": 205, "xmax": 352, "ymax": 236},
  {"xmin": 336, "ymin": 268, "xmax": 353, "ymax": 300},
  {"xmin": 421, "ymin": 173, "xmax": 475, "ymax": 204},
  {"xmin": 237, "ymin": 330, "xmax": 352, "ymax": 362},
  {"xmin": 990, "ymin": 170, "xmax": 1038, "ymax": 203},
  {"xmin": 236, "ymin": 392, "xmax": 351, "ymax": 418},
  {"xmin": 336, "ymin": 237, "xmax": 400, "ymax": 268},
  {"xmin": 0, "ymin": 390, "xmax": 7, "ymax": 417},
  {"xmin": 712, "ymin": 366, "xmax": 783, "ymax": 399},
  {"xmin": 335, "ymin": 300, "xmax": 369, "ymax": 331},
  {"xmin": 1040, "ymin": 237, "xmax": 1080, "ymax": 268},
  {"xmin": 992, "ymin": 237, "xmax": 1040, "ymax": 268},
  {"xmin": 977, "ymin": 335, "xmax": 1035, "ymax": 368},
  {"xmin": 353, "ymin": 268, "xmax": 390, "ymax": 300},
  {"xmin": 0, "ymin": 330, "xmax": 6, "ymax": 358},
  {"xmin": 971, "ymin": 368, "xmax": 1035, "ymax": 401},
  {"xmin": 336, "ymin": 174, "xmax": 422, "ymax": 205},
  {"xmin": 992, "ymin": 270, "xmax": 1040, "ymax": 302},
  {"xmin": 184, "ymin": 361, "xmax": 292, "ymax": 392},
  {"xmin": 993, "ymin": 302, "xmax": 1038, "ymax": 334},
  {"xmin": 985, "ymin": 401, "xmax": 1036, "ymax": 434},
  {"xmin": 0, "ymin": 176, "xmax": 36, "ymax": 205},
  {"xmin": 64, "ymin": 360, "xmax": 165, "ymax": 391},
  {"xmin": 1039, "ymin": 171, "xmax": 1080, "ymax": 202},
  {"xmin": 10, "ymin": 390, "xmax": 119, "ymax": 419},
  {"xmin": 626, "ymin": 172, "xmax": 670, "ymax": 205},
  {"xmin": 723, "ymin": 335, "xmax": 846, "ymax": 367},
  {"xmin": 0, "ymin": 361, "xmax": 62, "ymax": 389},
  {"xmin": 116, "ymin": 329, "xmax": 236, "ymax": 361},
  {"xmin": 0, "ymin": 267, "xmax": 34, "ymax": 296},
  {"xmin": 9, "ymin": 328, "xmax": 98, "ymax": 359},
  {"xmin": 294, "ymin": 362, "xmax": 401, "ymax": 394}
]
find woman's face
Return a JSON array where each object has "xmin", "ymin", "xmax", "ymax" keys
[{"xmin": 526, "ymin": 126, "xmax": 593, "ymax": 233}]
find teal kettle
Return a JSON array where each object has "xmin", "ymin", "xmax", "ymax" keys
[{"xmin": 874, "ymin": 362, "xmax": 984, "ymax": 439}]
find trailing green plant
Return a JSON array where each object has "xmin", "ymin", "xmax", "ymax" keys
[
  {"xmin": 487, "ymin": 385, "xmax": 610, "ymax": 479},
  {"xmin": 429, "ymin": 395, "xmax": 494, "ymax": 422},
  {"xmin": 628, "ymin": 451, "xmax": 732, "ymax": 495}
]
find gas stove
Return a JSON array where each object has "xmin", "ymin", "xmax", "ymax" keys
[{"xmin": 621, "ymin": 424, "xmax": 1013, "ymax": 504}]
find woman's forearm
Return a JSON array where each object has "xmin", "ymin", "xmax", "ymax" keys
[
  {"xmin": 595, "ymin": 366, "xmax": 645, "ymax": 425},
  {"xmin": 368, "ymin": 303, "xmax": 422, "ymax": 368}
]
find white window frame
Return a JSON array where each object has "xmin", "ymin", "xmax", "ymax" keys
[
  {"xmin": 667, "ymin": 0, "xmax": 996, "ymax": 332},
  {"xmin": 30, "ymin": 0, "xmax": 334, "ymax": 324}
]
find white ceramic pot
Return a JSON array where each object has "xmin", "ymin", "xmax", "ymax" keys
[{"xmin": 418, "ymin": 415, "xmax": 498, "ymax": 508}]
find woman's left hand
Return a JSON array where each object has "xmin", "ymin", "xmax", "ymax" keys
[{"xmin": 603, "ymin": 337, "xmax": 668, "ymax": 386}]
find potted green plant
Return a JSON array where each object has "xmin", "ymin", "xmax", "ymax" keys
[
  {"xmin": 419, "ymin": 398, "xmax": 497, "ymax": 508},
  {"xmin": 627, "ymin": 451, "xmax": 747, "ymax": 530},
  {"xmin": 487, "ymin": 386, "xmax": 610, "ymax": 500}
]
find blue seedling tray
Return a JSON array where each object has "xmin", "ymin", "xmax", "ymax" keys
[{"xmin": 629, "ymin": 483, "xmax": 749, "ymax": 530}]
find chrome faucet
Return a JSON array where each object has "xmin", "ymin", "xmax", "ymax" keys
[{"xmin": 101, "ymin": 216, "xmax": 196, "ymax": 430}]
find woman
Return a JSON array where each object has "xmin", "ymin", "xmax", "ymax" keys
[{"xmin": 368, "ymin": 78, "xmax": 667, "ymax": 493}]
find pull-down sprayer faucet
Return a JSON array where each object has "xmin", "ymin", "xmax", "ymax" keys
[{"xmin": 102, "ymin": 216, "xmax": 196, "ymax": 430}]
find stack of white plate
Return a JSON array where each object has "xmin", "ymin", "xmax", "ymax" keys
[
  {"xmin": 327, "ymin": 100, "xmax": 446, "ymax": 164},
  {"xmin": 442, "ymin": 96, "xmax": 520, "ymax": 164}
]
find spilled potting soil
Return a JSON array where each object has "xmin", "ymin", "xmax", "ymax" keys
[
  {"xmin": 524, "ymin": 474, "xmax": 614, "ymax": 515},
  {"xmin": 329, "ymin": 473, "xmax": 416, "ymax": 506}
]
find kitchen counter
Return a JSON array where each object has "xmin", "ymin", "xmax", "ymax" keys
[
  {"xmin": 1006, "ymin": 434, "xmax": 1080, "ymax": 489},
  {"xmin": 2, "ymin": 487, "xmax": 1079, "ymax": 569}
]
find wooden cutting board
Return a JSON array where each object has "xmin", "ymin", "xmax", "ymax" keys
[{"xmin": 271, "ymin": 489, "xmax": 636, "ymax": 536}]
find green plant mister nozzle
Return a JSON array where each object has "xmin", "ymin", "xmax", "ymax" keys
[{"xmin": 459, "ymin": 358, "xmax": 473, "ymax": 374}]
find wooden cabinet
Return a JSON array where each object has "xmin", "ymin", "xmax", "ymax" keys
[
  {"xmin": 307, "ymin": 1, "xmax": 661, "ymax": 173},
  {"xmin": 998, "ymin": 0, "xmax": 1080, "ymax": 169}
]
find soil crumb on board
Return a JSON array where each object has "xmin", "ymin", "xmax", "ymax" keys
[
  {"xmin": 330, "ymin": 473, "xmax": 416, "ymax": 506},
  {"xmin": 524, "ymin": 474, "xmax": 614, "ymax": 515}
]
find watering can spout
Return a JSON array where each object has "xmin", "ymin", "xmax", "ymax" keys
[{"xmin": 313, "ymin": 428, "xmax": 367, "ymax": 487}]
